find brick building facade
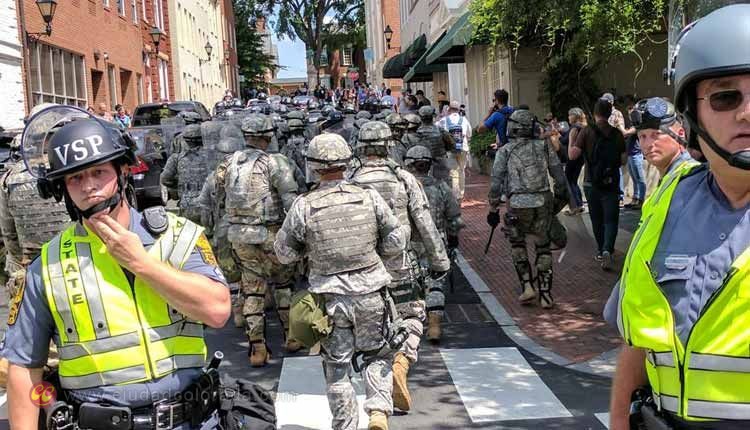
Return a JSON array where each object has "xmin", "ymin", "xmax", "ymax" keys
[
  {"xmin": 1, "ymin": 0, "xmax": 25, "ymax": 129},
  {"xmin": 18, "ymin": 0, "xmax": 174, "ymax": 115},
  {"xmin": 221, "ymin": 0, "xmax": 239, "ymax": 96}
]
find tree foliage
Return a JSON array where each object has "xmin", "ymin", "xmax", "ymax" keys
[
  {"xmin": 469, "ymin": 0, "xmax": 668, "ymax": 115},
  {"xmin": 234, "ymin": 0, "xmax": 278, "ymax": 89},
  {"xmin": 255, "ymin": 0, "xmax": 364, "ymax": 83}
]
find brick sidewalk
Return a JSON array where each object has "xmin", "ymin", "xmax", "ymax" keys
[{"xmin": 457, "ymin": 170, "xmax": 623, "ymax": 363}]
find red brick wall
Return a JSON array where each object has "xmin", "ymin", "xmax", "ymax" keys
[
  {"xmin": 381, "ymin": 0, "xmax": 403, "ymax": 96},
  {"xmin": 139, "ymin": 0, "xmax": 174, "ymax": 103}
]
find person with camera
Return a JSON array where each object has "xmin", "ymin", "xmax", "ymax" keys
[{"xmin": 3, "ymin": 105, "xmax": 231, "ymax": 429}]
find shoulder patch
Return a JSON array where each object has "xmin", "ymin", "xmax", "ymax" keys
[
  {"xmin": 195, "ymin": 233, "xmax": 218, "ymax": 267},
  {"xmin": 7, "ymin": 277, "xmax": 26, "ymax": 326}
]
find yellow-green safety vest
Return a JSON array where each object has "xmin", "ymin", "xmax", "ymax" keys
[
  {"xmin": 41, "ymin": 213, "xmax": 208, "ymax": 390},
  {"xmin": 619, "ymin": 161, "xmax": 750, "ymax": 422}
]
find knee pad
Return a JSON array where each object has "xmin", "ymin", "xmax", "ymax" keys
[
  {"xmin": 535, "ymin": 252, "xmax": 553, "ymax": 273},
  {"xmin": 510, "ymin": 244, "xmax": 528, "ymax": 265}
]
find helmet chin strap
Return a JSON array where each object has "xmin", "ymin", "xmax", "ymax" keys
[
  {"xmin": 66, "ymin": 166, "xmax": 128, "ymax": 221},
  {"xmin": 683, "ymin": 111, "xmax": 750, "ymax": 170}
]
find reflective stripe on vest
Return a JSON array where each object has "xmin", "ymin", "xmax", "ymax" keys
[
  {"xmin": 619, "ymin": 163, "xmax": 750, "ymax": 421},
  {"xmin": 42, "ymin": 213, "xmax": 207, "ymax": 390}
]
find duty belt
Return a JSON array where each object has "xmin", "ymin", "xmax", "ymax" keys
[{"xmin": 76, "ymin": 398, "xmax": 195, "ymax": 430}]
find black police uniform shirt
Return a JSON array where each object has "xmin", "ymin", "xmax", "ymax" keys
[{"xmin": 0, "ymin": 207, "xmax": 227, "ymax": 408}]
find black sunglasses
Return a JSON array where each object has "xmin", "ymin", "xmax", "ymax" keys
[{"xmin": 697, "ymin": 89, "xmax": 750, "ymax": 112}]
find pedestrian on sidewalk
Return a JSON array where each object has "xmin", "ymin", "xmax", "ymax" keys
[
  {"xmin": 476, "ymin": 89, "xmax": 514, "ymax": 149},
  {"xmin": 623, "ymin": 96, "xmax": 647, "ymax": 209},
  {"xmin": 605, "ymin": 5, "xmax": 750, "ymax": 428},
  {"xmin": 487, "ymin": 108, "xmax": 568, "ymax": 309},
  {"xmin": 569, "ymin": 98, "xmax": 627, "ymax": 270},
  {"xmin": 436, "ymin": 100, "xmax": 472, "ymax": 200},
  {"xmin": 564, "ymin": 107, "xmax": 588, "ymax": 215}
]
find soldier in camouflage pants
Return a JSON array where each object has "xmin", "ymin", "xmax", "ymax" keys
[{"xmin": 487, "ymin": 109, "xmax": 568, "ymax": 309}]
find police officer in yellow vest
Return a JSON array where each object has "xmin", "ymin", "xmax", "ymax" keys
[
  {"xmin": 1, "ymin": 105, "xmax": 231, "ymax": 429},
  {"xmin": 605, "ymin": 3, "xmax": 750, "ymax": 429}
]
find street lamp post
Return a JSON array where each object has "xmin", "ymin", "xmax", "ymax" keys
[
  {"xmin": 26, "ymin": 0, "xmax": 58, "ymax": 42},
  {"xmin": 383, "ymin": 25, "xmax": 393, "ymax": 50},
  {"xmin": 150, "ymin": 26, "xmax": 165, "ymax": 55},
  {"xmin": 199, "ymin": 41, "xmax": 213, "ymax": 66}
]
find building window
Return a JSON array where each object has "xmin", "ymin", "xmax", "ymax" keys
[
  {"xmin": 108, "ymin": 65, "xmax": 118, "ymax": 108},
  {"xmin": 132, "ymin": 0, "xmax": 138, "ymax": 23},
  {"xmin": 141, "ymin": 0, "xmax": 147, "ymax": 22},
  {"xmin": 103, "ymin": 0, "xmax": 109, "ymax": 7},
  {"xmin": 117, "ymin": 0, "xmax": 125, "ymax": 15},
  {"xmin": 342, "ymin": 48, "xmax": 353, "ymax": 66},
  {"xmin": 28, "ymin": 42, "xmax": 87, "ymax": 107},
  {"xmin": 154, "ymin": 0, "xmax": 164, "ymax": 29},
  {"xmin": 158, "ymin": 59, "xmax": 169, "ymax": 100},
  {"xmin": 136, "ymin": 73, "xmax": 144, "ymax": 104},
  {"xmin": 320, "ymin": 50, "xmax": 328, "ymax": 67}
]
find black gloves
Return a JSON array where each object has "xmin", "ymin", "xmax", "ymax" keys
[{"xmin": 487, "ymin": 210, "xmax": 500, "ymax": 228}]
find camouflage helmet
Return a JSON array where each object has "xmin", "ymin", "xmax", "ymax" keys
[
  {"xmin": 177, "ymin": 111, "xmax": 203, "ymax": 124},
  {"xmin": 241, "ymin": 114, "xmax": 275, "ymax": 137},
  {"xmin": 380, "ymin": 108, "xmax": 394, "ymax": 117},
  {"xmin": 357, "ymin": 121, "xmax": 392, "ymax": 148},
  {"xmin": 403, "ymin": 113, "xmax": 421, "ymax": 130},
  {"xmin": 506, "ymin": 109, "xmax": 537, "ymax": 139},
  {"xmin": 418, "ymin": 105, "xmax": 436, "ymax": 118},
  {"xmin": 355, "ymin": 110, "xmax": 373, "ymax": 120},
  {"xmin": 306, "ymin": 133, "xmax": 352, "ymax": 169},
  {"xmin": 404, "ymin": 145, "xmax": 433, "ymax": 166},
  {"xmin": 288, "ymin": 118, "xmax": 306, "ymax": 130},
  {"xmin": 353, "ymin": 118, "xmax": 370, "ymax": 130},
  {"xmin": 182, "ymin": 124, "xmax": 202, "ymax": 141},
  {"xmin": 286, "ymin": 110, "xmax": 306, "ymax": 121},
  {"xmin": 373, "ymin": 112, "xmax": 387, "ymax": 121},
  {"xmin": 385, "ymin": 113, "xmax": 407, "ymax": 129}
]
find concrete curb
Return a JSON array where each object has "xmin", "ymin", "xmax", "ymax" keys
[{"xmin": 456, "ymin": 250, "xmax": 617, "ymax": 378}]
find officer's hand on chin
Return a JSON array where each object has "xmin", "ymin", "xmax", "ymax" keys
[
  {"xmin": 88, "ymin": 214, "xmax": 151, "ymax": 273},
  {"xmin": 486, "ymin": 210, "xmax": 500, "ymax": 228}
]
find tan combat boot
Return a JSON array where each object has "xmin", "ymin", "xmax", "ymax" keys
[
  {"xmin": 284, "ymin": 338, "xmax": 303, "ymax": 353},
  {"xmin": 392, "ymin": 352, "xmax": 412, "ymax": 411},
  {"xmin": 249, "ymin": 342, "xmax": 270, "ymax": 367},
  {"xmin": 426, "ymin": 313, "xmax": 442, "ymax": 342},
  {"xmin": 368, "ymin": 411, "xmax": 388, "ymax": 430},
  {"xmin": 518, "ymin": 282, "xmax": 537, "ymax": 305}
]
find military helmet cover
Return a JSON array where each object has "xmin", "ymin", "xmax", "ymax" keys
[
  {"xmin": 404, "ymin": 145, "xmax": 433, "ymax": 166},
  {"xmin": 357, "ymin": 121, "xmax": 393, "ymax": 147}
]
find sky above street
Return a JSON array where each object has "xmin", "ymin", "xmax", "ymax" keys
[{"xmin": 274, "ymin": 33, "xmax": 307, "ymax": 79}]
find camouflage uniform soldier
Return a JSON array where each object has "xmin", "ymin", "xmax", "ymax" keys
[
  {"xmin": 160, "ymin": 124, "xmax": 211, "ymax": 224},
  {"xmin": 356, "ymin": 110, "xmax": 373, "ymax": 121},
  {"xmin": 349, "ymin": 118, "xmax": 371, "ymax": 152},
  {"xmin": 349, "ymin": 121, "xmax": 450, "ymax": 412},
  {"xmin": 0, "ymin": 135, "xmax": 70, "ymax": 384},
  {"xmin": 400, "ymin": 114, "xmax": 422, "ymax": 151},
  {"xmin": 274, "ymin": 133, "xmax": 407, "ymax": 430},
  {"xmin": 487, "ymin": 109, "xmax": 568, "ymax": 309},
  {"xmin": 170, "ymin": 111, "xmax": 202, "ymax": 154},
  {"xmin": 385, "ymin": 113, "xmax": 409, "ymax": 166},
  {"xmin": 404, "ymin": 146, "xmax": 465, "ymax": 341},
  {"xmin": 215, "ymin": 114, "xmax": 300, "ymax": 366},
  {"xmin": 416, "ymin": 106, "xmax": 455, "ymax": 185},
  {"xmin": 282, "ymin": 118, "xmax": 308, "ymax": 174}
]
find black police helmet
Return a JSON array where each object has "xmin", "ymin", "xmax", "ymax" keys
[{"xmin": 46, "ymin": 118, "xmax": 136, "ymax": 181}]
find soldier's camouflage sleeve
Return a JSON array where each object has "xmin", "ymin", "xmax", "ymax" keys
[
  {"xmin": 369, "ymin": 189, "xmax": 407, "ymax": 257},
  {"xmin": 546, "ymin": 142, "xmax": 567, "ymax": 196},
  {"xmin": 441, "ymin": 182, "xmax": 465, "ymax": 237},
  {"xmin": 160, "ymin": 153, "xmax": 179, "ymax": 189},
  {"xmin": 489, "ymin": 147, "xmax": 509, "ymax": 210},
  {"xmin": 198, "ymin": 173, "xmax": 215, "ymax": 232},
  {"xmin": 269, "ymin": 154, "xmax": 300, "ymax": 212},
  {"xmin": 401, "ymin": 172, "xmax": 450, "ymax": 272},
  {"xmin": 213, "ymin": 156, "xmax": 230, "ymax": 216},
  {"xmin": 0, "ymin": 171, "xmax": 21, "ymax": 264},
  {"xmin": 274, "ymin": 195, "xmax": 306, "ymax": 265}
]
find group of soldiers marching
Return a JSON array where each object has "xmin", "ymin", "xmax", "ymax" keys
[{"xmin": 157, "ymin": 102, "xmax": 467, "ymax": 429}]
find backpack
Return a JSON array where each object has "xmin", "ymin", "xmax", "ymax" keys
[
  {"xmin": 219, "ymin": 377, "xmax": 277, "ymax": 430},
  {"xmin": 445, "ymin": 115, "xmax": 464, "ymax": 151},
  {"xmin": 587, "ymin": 124, "xmax": 620, "ymax": 190}
]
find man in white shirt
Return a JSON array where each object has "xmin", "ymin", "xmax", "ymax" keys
[{"xmin": 437, "ymin": 100, "xmax": 472, "ymax": 200}]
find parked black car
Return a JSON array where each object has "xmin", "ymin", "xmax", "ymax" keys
[
  {"xmin": 127, "ymin": 127, "xmax": 170, "ymax": 209},
  {"xmin": 131, "ymin": 101, "xmax": 211, "ymax": 127}
]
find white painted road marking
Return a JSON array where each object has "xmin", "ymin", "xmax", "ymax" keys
[
  {"xmin": 441, "ymin": 347, "xmax": 572, "ymax": 422},
  {"xmin": 276, "ymin": 355, "xmax": 368, "ymax": 429},
  {"xmin": 595, "ymin": 412, "xmax": 610, "ymax": 429}
]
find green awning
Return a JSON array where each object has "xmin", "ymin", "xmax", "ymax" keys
[
  {"xmin": 382, "ymin": 53, "xmax": 406, "ymax": 78},
  {"xmin": 426, "ymin": 12, "xmax": 472, "ymax": 65},
  {"xmin": 403, "ymin": 33, "xmax": 449, "ymax": 83}
]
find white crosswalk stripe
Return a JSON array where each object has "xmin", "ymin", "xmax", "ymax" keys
[
  {"xmin": 0, "ymin": 391, "xmax": 7, "ymax": 420},
  {"xmin": 275, "ymin": 347, "xmax": 579, "ymax": 427},
  {"xmin": 595, "ymin": 412, "xmax": 611, "ymax": 429},
  {"xmin": 441, "ymin": 347, "xmax": 572, "ymax": 422}
]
